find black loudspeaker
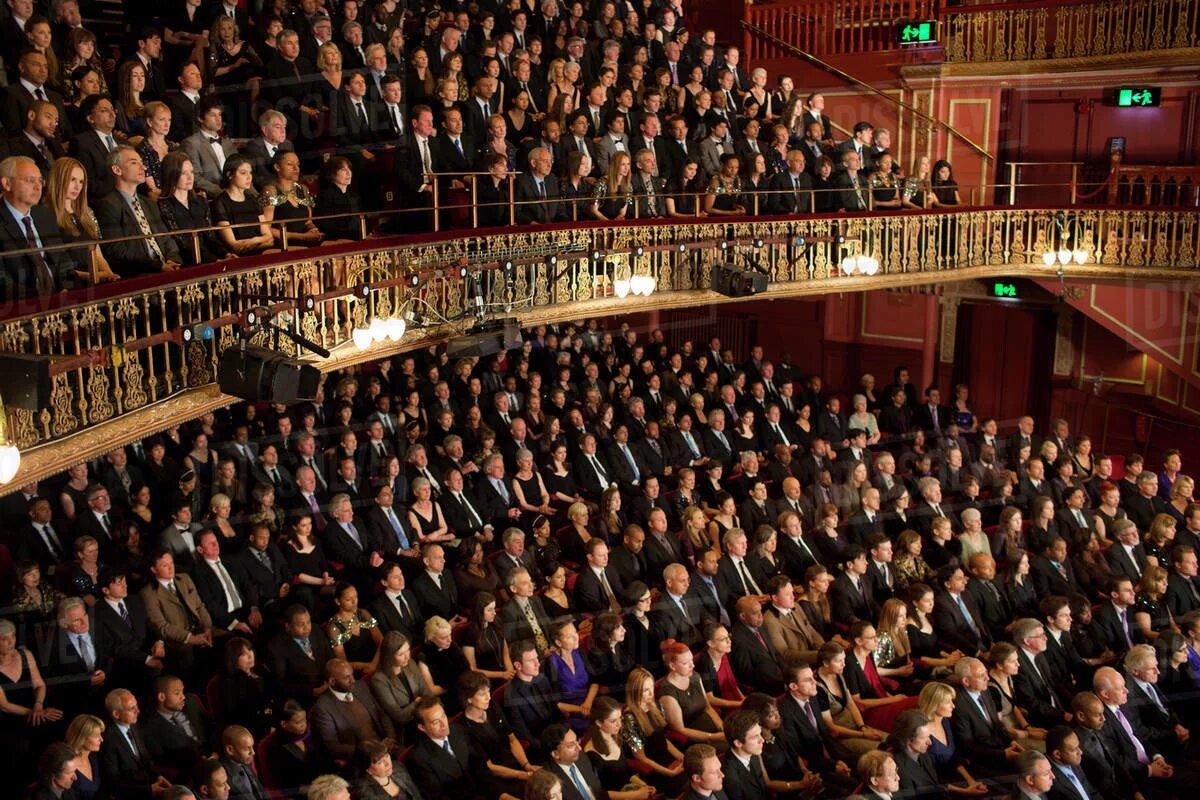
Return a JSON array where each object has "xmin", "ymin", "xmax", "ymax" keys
[
  {"xmin": 0, "ymin": 353, "xmax": 53, "ymax": 411},
  {"xmin": 712, "ymin": 264, "xmax": 768, "ymax": 298},
  {"xmin": 445, "ymin": 318, "xmax": 522, "ymax": 358},
  {"xmin": 218, "ymin": 346, "xmax": 320, "ymax": 403}
]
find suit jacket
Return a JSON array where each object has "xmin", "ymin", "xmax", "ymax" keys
[
  {"xmin": 965, "ymin": 576, "xmax": 1011, "ymax": 640},
  {"xmin": 1012, "ymin": 647, "xmax": 1067, "ymax": 726},
  {"xmin": 630, "ymin": 171, "xmax": 666, "ymax": 218},
  {"xmin": 1164, "ymin": 571, "xmax": 1200, "ymax": 618},
  {"xmin": 93, "ymin": 596, "xmax": 156, "ymax": 681},
  {"xmin": 1121, "ymin": 667, "xmax": 1179, "ymax": 750},
  {"xmin": 592, "ymin": 133, "xmax": 629, "ymax": 175},
  {"xmin": 3, "ymin": 132, "xmax": 65, "ymax": 176},
  {"xmin": 140, "ymin": 575, "xmax": 213, "ymax": 644},
  {"xmin": 698, "ymin": 136, "xmax": 732, "ymax": 177},
  {"xmin": 235, "ymin": 543, "xmax": 294, "ymax": 606},
  {"xmin": 369, "ymin": 588, "xmax": 423, "ymax": 643},
  {"xmin": 949, "ymin": 686, "xmax": 1013, "ymax": 773},
  {"xmin": 0, "ymin": 202, "xmax": 78, "ymax": 300},
  {"xmin": 181, "ymin": 131, "xmax": 238, "ymax": 195},
  {"xmin": 139, "ymin": 695, "xmax": 210, "ymax": 779},
  {"xmin": 1092, "ymin": 601, "xmax": 1143, "ymax": 655},
  {"xmin": 729, "ymin": 622, "xmax": 784, "ymax": 693},
  {"xmin": 514, "ymin": 172, "xmax": 562, "ymax": 224},
  {"xmin": 219, "ymin": 756, "xmax": 270, "ymax": 800},
  {"xmin": 323, "ymin": 518, "xmax": 379, "ymax": 571},
  {"xmin": 1031, "ymin": 555, "xmax": 1079, "ymax": 599},
  {"xmin": 896, "ymin": 749, "xmax": 951, "ymax": 800},
  {"xmin": 410, "ymin": 569, "xmax": 459, "ymax": 620},
  {"xmin": 1099, "ymin": 705, "xmax": 1159, "ymax": 781},
  {"xmin": 650, "ymin": 592, "xmax": 703, "ymax": 649},
  {"xmin": 548, "ymin": 756, "xmax": 611, "ymax": 800},
  {"xmin": 1075, "ymin": 724, "xmax": 1131, "ymax": 797},
  {"xmin": 165, "ymin": 91, "xmax": 200, "ymax": 141},
  {"xmin": 1048, "ymin": 761, "xmax": 1098, "ymax": 800},
  {"xmin": 310, "ymin": 678, "xmax": 395, "ymax": 762},
  {"xmin": 832, "ymin": 170, "xmax": 868, "ymax": 211},
  {"xmin": 498, "ymin": 595, "xmax": 552, "ymax": 644},
  {"xmin": 777, "ymin": 693, "xmax": 836, "ymax": 771},
  {"xmin": 829, "ymin": 570, "xmax": 877, "ymax": 626},
  {"xmin": 768, "ymin": 169, "xmax": 814, "ymax": 214},
  {"xmin": 430, "ymin": 132, "xmax": 478, "ymax": 178},
  {"xmin": 94, "ymin": 190, "xmax": 182, "ymax": 275},
  {"xmin": 2, "ymin": 83, "xmax": 71, "ymax": 142},
  {"xmin": 98, "ymin": 721, "xmax": 162, "ymax": 800},
  {"xmin": 575, "ymin": 565, "xmax": 626, "ymax": 614},
  {"xmin": 40, "ymin": 622, "xmax": 113, "ymax": 709},
  {"xmin": 407, "ymin": 726, "xmax": 483, "ymax": 800},
  {"xmin": 239, "ymin": 137, "xmax": 294, "ymax": 189},
  {"xmin": 762, "ymin": 605, "xmax": 823, "ymax": 656},
  {"xmin": 191, "ymin": 556, "xmax": 258, "ymax": 629},
  {"xmin": 503, "ymin": 674, "xmax": 558, "ymax": 745},
  {"xmin": 932, "ymin": 589, "xmax": 990, "ymax": 654},
  {"xmin": 70, "ymin": 129, "xmax": 118, "ymax": 201},
  {"xmin": 266, "ymin": 628, "xmax": 334, "ymax": 699},
  {"xmin": 1104, "ymin": 543, "xmax": 1148, "ymax": 584},
  {"xmin": 777, "ymin": 532, "xmax": 822, "ymax": 581}
]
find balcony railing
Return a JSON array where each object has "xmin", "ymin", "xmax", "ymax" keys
[
  {"xmin": 2, "ymin": 204, "xmax": 1198, "ymax": 488},
  {"xmin": 744, "ymin": 0, "xmax": 940, "ymax": 61},
  {"xmin": 943, "ymin": 0, "xmax": 1199, "ymax": 64}
]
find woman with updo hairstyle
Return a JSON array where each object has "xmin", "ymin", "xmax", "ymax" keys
[
  {"xmin": 460, "ymin": 590, "xmax": 512, "ymax": 682},
  {"xmin": 694, "ymin": 621, "xmax": 744, "ymax": 712},
  {"xmin": 585, "ymin": 612, "xmax": 634, "ymax": 694},
  {"xmin": 213, "ymin": 155, "xmax": 275, "ymax": 256},
  {"xmin": 622, "ymin": 581, "xmax": 662, "ymax": 675},
  {"xmin": 523, "ymin": 768, "xmax": 563, "ymax": 800},
  {"xmin": 457, "ymin": 670, "xmax": 533, "ymax": 797},
  {"xmin": 417, "ymin": 616, "xmax": 469, "ymax": 714},
  {"xmin": 216, "ymin": 636, "xmax": 268, "ymax": 735},
  {"xmin": 985, "ymin": 641, "xmax": 1043, "ymax": 749},
  {"xmin": 546, "ymin": 620, "xmax": 596, "ymax": 731},
  {"xmin": 353, "ymin": 738, "xmax": 422, "ymax": 800},
  {"xmin": 657, "ymin": 638, "xmax": 726, "ymax": 751}
]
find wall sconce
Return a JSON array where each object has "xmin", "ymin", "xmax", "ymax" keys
[{"xmin": 0, "ymin": 396, "xmax": 21, "ymax": 484}]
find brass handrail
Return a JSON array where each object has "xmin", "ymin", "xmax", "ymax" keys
[{"xmin": 740, "ymin": 18, "xmax": 995, "ymax": 164}]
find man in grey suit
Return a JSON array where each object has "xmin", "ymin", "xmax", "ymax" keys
[
  {"xmin": 94, "ymin": 145, "xmax": 182, "ymax": 275},
  {"xmin": 159, "ymin": 498, "xmax": 203, "ymax": 573},
  {"xmin": 182, "ymin": 99, "xmax": 238, "ymax": 196},
  {"xmin": 593, "ymin": 111, "xmax": 629, "ymax": 174},
  {"xmin": 699, "ymin": 117, "xmax": 733, "ymax": 178}
]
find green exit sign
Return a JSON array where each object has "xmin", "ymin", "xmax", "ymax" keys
[
  {"xmin": 989, "ymin": 281, "xmax": 1019, "ymax": 299},
  {"xmin": 897, "ymin": 20, "xmax": 937, "ymax": 46},
  {"xmin": 1115, "ymin": 87, "xmax": 1161, "ymax": 107}
]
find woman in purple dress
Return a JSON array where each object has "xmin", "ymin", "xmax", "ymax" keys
[{"xmin": 546, "ymin": 620, "xmax": 598, "ymax": 732}]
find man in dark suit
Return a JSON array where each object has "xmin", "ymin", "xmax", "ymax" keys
[
  {"xmin": 650, "ymin": 563, "xmax": 703, "ymax": 649},
  {"xmin": 1012, "ymin": 618, "xmax": 1071, "ymax": 727},
  {"xmin": 845, "ymin": 488, "xmax": 885, "ymax": 548},
  {"xmin": 575, "ymin": 538, "xmax": 626, "ymax": 614},
  {"xmin": 729, "ymin": 596, "xmax": 784, "ymax": 694},
  {"xmin": 933, "ymin": 564, "xmax": 991, "ymax": 655},
  {"xmin": 41, "ymin": 596, "xmax": 114, "ymax": 712},
  {"xmin": 832, "ymin": 149, "xmax": 869, "ymax": 211},
  {"xmin": 1031, "ymin": 537, "xmax": 1079, "ymax": 599},
  {"xmin": 1105, "ymin": 519, "xmax": 1149, "ymax": 584},
  {"xmin": 265, "ymin": 604, "xmax": 335, "ymax": 700},
  {"xmin": 0, "ymin": 153, "xmax": 77, "ymax": 300},
  {"xmin": 768, "ymin": 150, "xmax": 814, "ymax": 214},
  {"xmin": 965, "ymin": 553, "xmax": 1012, "ymax": 642},
  {"xmin": 429, "ymin": 106, "xmax": 476, "ymax": 198},
  {"xmin": 1006, "ymin": 416, "xmax": 1040, "ymax": 468},
  {"xmin": 475, "ymin": 454, "xmax": 521, "ymax": 529},
  {"xmin": 503, "ymin": 639, "xmax": 559, "ymax": 749},
  {"xmin": 828, "ymin": 546, "xmax": 877, "ymax": 627},
  {"xmin": 893, "ymin": 709, "xmax": 951, "ymax": 800},
  {"xmin": 630, "ymin": 147, "xmax": 665, "ymax": 218},
  {"xmin": 165, "ymin": 62, "xmax": 204, "ymax": 142},
  {"xmin": 409, "ymin": 543, "xmax": 461, "ymax": 622},
  {"xmin": 3, "ymin": 51, "xmax": 71, "ymax": 140},
  {"xmin": 369, "ymin": 561, "xmax": 424, "ymax": 644},
  {"xmin": 1164, "ymin": 545, "xmax": 1200, "ymax": 618},
  {"xmin": 1046, "ymin": 725, "xmax": 1100, "ymax": 800},
  {"xmin": 263, "ymin": 30, "xmax": 318, "ymax": 139},
  {"xmin": 701, "ymin": 410, "xmax": 736, "ymax": 469},
  {"xmin": 15, "ymin": 496, "xmax": 67, "ymax": 573},
  {"xmin": 310, "ymin": 659, "xmax": 395, "ymax": 765},
  {"xmin": 499, "ymin": 569, "xmax": 552, "ymax": 648},
  {"xmin": 1072, "ymin": 692, "xmax": 1136, "ymax": 798},
  {"xmin": 218, "ymin": 726, "xmax": 272, "ymax": 800},
  {"xmin": 70, "ymin": 94, "xmax": 119, "ymax": 201},
  {"xmin": 776, "ymin": 507, "xmax": 822, "ymax": 580},
  {"xmin": 190, "ymin": 530, "xmax": 260, "ymax": 634},
  {"xmin": 722, "ymin": 711, "xmax": 775, "ymax": 800},
  {"xmin": 94, "ymin": 145, "xmax": 182, "ymax": 275},
  {"xmin": 514, "ymin": 145, "xmax": 562, "ymax": 224},
  {"xmin": 139, "ymin": 674, "xmax": 212, "ymax": 781},
  {"xmin": 610, "ymin": 525, "xmax": 649, "ymax": 588},
  {"xmin": 99, "ymin": 689, "xmax": 172, "ymax": 800},
  {"xmin": 542, "ymin": 723, "xmax": 610, "ymax": 800},
  {"xmin": 949, "ymin": 657, "xmax": 1021, "ymax": 776},
  {"xmin": 322, "ymin": 493, "xmax": 384, "ymax": 582},
  {"xmin": 239, "ymin": 110, "xmax": 294, "ymax": 190},
  {"xmin": 1093, "ymin": 667, "xmax": 1176, "ymax": 786},
  {"xmin": 4, "ymin": 99, "xmax": 64, "ymax": 177},
  {"xmin": 94, "ymin": 567, "xmax": 164, "ymax": 686},
  {"xmin": 1122, "ymin": 644, "xmax": 1190, "ymax": 757},
  {"xmin": 778, "ymin": 660, "xmax": 852, "ymax": 784},
  {"xmin": 1125, "ymin": 472, "xmax": 1166, "ymax": 535},
  {"xmin": 407, "ymin": 697, "xmax": 484, "ymax": 800},
  {"xmin": 1092, "ymin": 576, "xmax": 1143, "ymax": 657},
  {"xmin": 235, "ymin": 524, "xmax": 294, "ymax": 612}
]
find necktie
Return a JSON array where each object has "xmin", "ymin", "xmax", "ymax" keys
[
  {"xmin": 129, "ymin": 197, "xmax": 165, "ymax": 261},
  {"xmin": 394, "ymin": 593, "xmax": 410, "ymax": 621},
  {"xmin": 243, "ymin": 765, "xmax": 267, "ymax": 800},
  {"xmin": 308, "ymin": 493, "xmax": 320, "ymax": 514},
  {"xmin": 599, "ymin": 570, "xmax": 620, "ymax": 611},
  {"xmin": 101, "ymin": 513, "xmax": 111, "ymax": 533},
  {"xmin": 1119, "ymin": 608, "xmax": 1134, "ymax": 648},
  {"xmin": 683, "ymin": 431, "xmax": 699, "ymax": 458},
  {"xmin": 590, "ymin": 454, "xmax": 608, "ymax": 484},
  {"xmin": 621, "ymin": 444, "xmax": 640, "ymax": 481},
  {"xmin": 21, "ymin": 215, "xmax": 53, "ymax": 295},
  {"xmin": 1074, "ymin": 509, "xmax": 1086, "ymax": 527},
  {"xmin": 669, "ymin": 63, "xmax": 678, "ymax": 84},
  {"xmin": 458, "ymin": 494, "xmax": 482, "ymax": 528},
  {"xmin": 715, "ymin": 430, "xmax": 729, "ymax": 450},
  {"xmin": 1113, "ymin": 707, "xmax": 1150, "ymax": 763},
  {"xmin": 34, "ymin": 86, "xmax": 45, "ymax": 101},
  {"xmin": 299, "ymin": 636, "xmax": 313, "ymax": 657},
  {"xmin": 955, "ymin": 594, "xmax": 979, "ymax": 635},
  {"xmin": 773, "ymin": 423, "xmax": 790, "ymax": 446},
  {"xmin": 77, "ymin": 634, "xmax": 95, "ymax": 671},
  {"xmin": 494, "ymin": 478, "xmax": 510, "ymax": 504},
  {"xmin": 442, "ymin": 738, "xmax": 452, "ymax": 755},
  {"xmin": 270, "ymin": 468, "xmax": 281, "ymax": 487},
  {"xmin": 522, "ymin": 602, "xmax": 547, "ymax": 652},
  {"xmin": 737, "ymin": 560, "xmax": 761, "ymax": 594},
  {"xmin": 172, "ymin": 711, "xmax": 198, "ymax": 742},
  {"xmin": 104, "ymin": 134, "xmax": 116, "ymax": 151},
  {"xmin": 420, "ymin": 139, "xmax": 431, "ymax": 173},
  {"xmin": 253, "ymin": 548, "xmax": 270, "ymax": 570},
  {"xmin": 215, "ymin": 560, "xmax": 241, "ymax": 610},
  {"xmin": 356, "ymin": 102, "xmax": 367, "ymax": 129},
  {"xmin": 455, "ymin": 138, "xmax": 464, "ymax": 157},
  {"xmin": 390, "ymin": 105, "xmax": 401, "ymax": 133},
  {"xmin": 118, "ymin": 601, "xmax": 131, "ymax": 627},
  {"xmin": 386, "ymin": 508, "xmax": 410, "ymax": 549},
  {"xmin": 39, "ymin": 524, "xmax": 63, "ymax": 559},
  {"xmin": 569, "ymin": 765, "xmax": 592, "ymax": 800},
  {"xmin": 343, "ymin": 521, "xmax": 362, "ymax": 548}
]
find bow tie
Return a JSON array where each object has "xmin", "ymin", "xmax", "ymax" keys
[{"xmin": 207, "ymin": 136, "xmax": 221, "ymax": 144}]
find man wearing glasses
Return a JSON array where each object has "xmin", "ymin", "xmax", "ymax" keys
[{"xmin": 0, "ymin": 155, "xmax": 77, "ymax": 300}]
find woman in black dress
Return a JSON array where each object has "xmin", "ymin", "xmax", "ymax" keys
[
  {"xmin": 460, "ymin": 592, "xmax": 512, "ymax": 683},
  {"xmin": 158, "ymin": 152, "xmax": 224, "ymax": 265},
  {"xmin": 315, "ymin": 156, "xmax": 364, "ymax": 241},
  {"xmin": 540, "ymin": 562, "xmax": 577, "ymax": 623},
  {"xmin": 1134, "ymin": 566, "xmax": 1175, "ymax": 640},
  {"xmin": 703, "ymin": 153, "xmax": 746, "ymax": 216},
  {"xmin": 206, "ymin": 15, "xmax": 263, "ymax": 136},
  {"xmin": 1002, "ymin": 549, "xmax": 1039, "ymax": 620},
  {"xmin": 559, "ymin": 150, "xmax": 593, "ymax": 223},
  {"xmin": 812, "ymin": 155, "xmax": 837, "ymax": 212},
  {"xmin": 42, "ymin": 157, "xmax": 119, "ymax": 282},
  {"xmin": 280, "ymin": 515, "xmax": 335, "ymax": 611},
  {"xmin": 214, "ymin": 156, "xmax": 276, "ymax": 256},
  {"xmin": 590, "ymin": 151, "xmax": 634, "ymax": 221},
  {"xmin": 0, "ymin": 618, "xmax": 61, "ymax": 784},
  {"xmin": 418, "ymin": 616, "xmax": 470, "ymax": 714},
  {"xmin": 624, "ymin": 582, "xmax": 664, "ymax": 676},
  {"xmin": 458, "ymin": 671, "xmax": 534, "ymax": 798},
  {"xmin": 585, "ymin": 696, "xmax": 651, "ymax": 795},
  {"xmin": 512, "ymin": 448, "xmax": 555, "ymax": 528},
  {"xmin": 475, "ymin": 152, "xmax": 514, "ymax": 227},
  {"xmin": 215, "ymin": 636, "xmax": 269, "ymax": 736},
  {"xmin": 260, "ymin": 151, "xmax": 328, "ymax": 250},
  {"xmin": 453, "ymin": 538, "xmax": 502, "ymax": 614},
  {"xmin": 585, "ymin": 612, "xmax": 634, "ymax": 695}
]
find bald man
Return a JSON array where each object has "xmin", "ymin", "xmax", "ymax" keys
[
  {"xmin": 729, "ymin": 595, "xmax": 784, "ymax": 694},
  {"xmin": 1091, "ymin": 667, "xmax": 1173, "ymax": 785}
]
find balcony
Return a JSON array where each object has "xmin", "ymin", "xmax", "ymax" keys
[{"xmin": 2, "ymin": 198, "xmax": 1198, "ymax": 490}]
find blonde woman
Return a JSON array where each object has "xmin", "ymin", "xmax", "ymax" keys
[
  {"xmin": 622, "ymin": 668, "xmax": 686, "ymax": 780},
  {"xmin": 64, "ymin": 713, "xmax": 105, "ymax": 797},
  {"xmin": 874, "ymin": 598, "xmax": 916, "ymax": 682},
  {"xmin": 917, "ymin": 682, "xmax": 989, "ymax": 792},
  {"xmin": 590, "ymin": 151, "xmax": 633, "ymax": 221}
]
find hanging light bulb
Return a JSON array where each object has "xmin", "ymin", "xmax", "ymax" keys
[
  {"xmin": 0, "ymin": 396, "xmax": 18, "ymax": 485},
  {"xmin": 352, "ymin": 326, "xmax": 373, "ymax": 350},
  {"xmin": 640, "ymin": 276, "xmax": 657, "ymax": 295},
  {"xmin": 1042, "ymin": 251, "xmax": 1056, "ymax": 266},
  {"xmin": 1057, "ymin": 248, "xmax": 1072, "ymax": 266},
  {"xmin": 1073, "ymin": 249, "xmax": 1088, "ymax": 265},
  {"xmin": 841, "ymin": 256, "xmax": 858, "ymax": 275},
  {"xmin": 368, "ymin": 318, "xmax": 387, "ymax": 342},
  {"xmin": 614, "ymin": 279, "xmax": 631, "ymax": 298},
  {"xmin": 860, "ymin": 256, "xmax": 879, "ymax": 276},
  {"xmin": 385, "ymin": 317, "xmax": 406, "ymax": 341}
]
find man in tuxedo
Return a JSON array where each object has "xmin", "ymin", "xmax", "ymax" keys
[
  {"xmin": 139, "ymin": 674, "xmax": 211, "ymax": 781},
  {"xmin": 949, "ymin": 657, "xmax": 1022, "ymax": 776},
  {"xmin": 0, "ymin": 154, "xmax": 77, "ymax": 300},
  {"xmin": 933, "ymin": 564, "xmax": 991, "ymax": 655},
  {"xmin": 95, "ymin": 145, "xmax": 182, "ymax": 275},
  {"xmin": 542, "ymin": 723, "xmax": 610, "ymax": 800},
  {"xmin": 575, "ymin": 538, "xmax": 626, "ymax": 614},
  {"xmin": 1165, "ymin": 545, "xmax": 1200, "ymax": 618},
  {"xmin": 310, "ymin": 659, "xmax": 394, "ymax": 766},
  {"xmin": 515, "ymin": 146, "xmax": 561, "ymax": 224},
  {"xmin": 266, "ymin": 604, "xmax": 335, "ymax": 700},
  {"xmin": 99, "ymin": 689, "xmax": 172, "ymax": 800},
  {"xmin": 239, "ymin": 110, "xmax": 294, "ymax": 190},
  {"xmin": 1012, "ymin": 618, "xmax": 1072, "ymax": 727},
  {"xmin": 408, "ymin": 697, "xmax": 484, "ymax": 800},
  {"xmin": 181, "ymin": 99, "xmax": 236, "ymax": 196},
  {"xmin": 5, "ymin": 99, "xmax": 64, "ymax": 177},
  {"xmin": 1046, "ymin": 725, "xmax": 1100, "ymax": 800}
]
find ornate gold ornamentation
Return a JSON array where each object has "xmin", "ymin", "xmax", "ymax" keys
[
  {"xmin": 49, "ymin": 374, "xmax": 77, "ymax": 437},
  {"xmin": 1034, "ymin": 8, "xmax": 1048, "ymax": 58},
  {"xmin": 10, "ymin": 407, "xmax": 37, "ymax": 449},
  {"xmin": 1, "ymin": 322, "xmax": 30, "ymax": 352},
  {"xmin": 187, "ymin": 342, "xmax": 212, "ymax": 387},
  {"xmin": 86, "ymin": 367, "xmax": 115, "ymax": 424},
  {"xmin": 123, "ymin": 355, "xmax": 148, "ymax": 410}
]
